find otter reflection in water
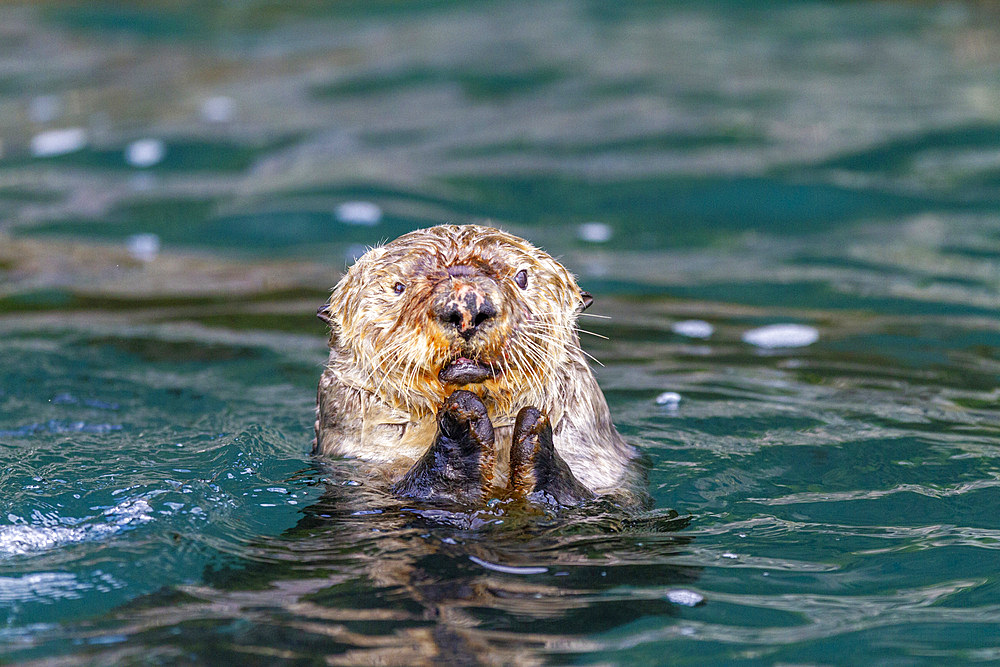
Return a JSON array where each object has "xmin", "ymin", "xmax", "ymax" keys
[
  {"xmin": 187, "ymin": 470, "xmax": 695, "ymax": 666},
  {"xmin": 315, "ymin": 224, "xmax": 644, "ymax": 507}
]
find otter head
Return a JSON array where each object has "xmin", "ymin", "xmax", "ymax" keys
[{"xmin": 320, "ymin": 225, "xmax": 593, "ymax": 417}]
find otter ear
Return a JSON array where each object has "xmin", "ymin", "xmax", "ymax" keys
[
  {"xmin": 579, "ymin": 291, "xmax": 594, "ymax": 311},
  {"xmin": 317, "ymin": 305, "xmax": 333, "ymax": 325}
]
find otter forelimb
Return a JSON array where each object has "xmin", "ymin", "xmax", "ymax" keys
[
  {"xmin": 391, "ymin": 390, "xmax": 495, "ymax": 504},
  {"xmin": 509, "ymin": 406, "xmax": 595, "ymax": 506}
]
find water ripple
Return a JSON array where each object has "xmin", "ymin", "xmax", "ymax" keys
[
  {"xmin": 749, "ymin": 476, "xmax": 1000, "ymax": 506},
  {"xmin": 0, "ymin": 571, "xmax": 124, "ymax": 605},
  {"xmin": 605, "ymin": 581, "xmax": 995, "ymax": 650}
]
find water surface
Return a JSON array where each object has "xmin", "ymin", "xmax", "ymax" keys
[{"xmin": 4, "ymin": 1, "xmax": 1000, "ymax": 663}]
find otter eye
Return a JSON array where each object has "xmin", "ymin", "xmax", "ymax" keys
[
  {"xmin": 393, "ymin": 282, "xmax": 406, "ymax": 295},
  {"xmin": 514, "ymin": 269, "xmax": 528, "ymax": 290}
]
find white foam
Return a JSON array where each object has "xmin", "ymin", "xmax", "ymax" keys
[
  {"xmin": 577, "ymin": 221, "xmax": 613, "ymax": 243},
  {"xmin": 125, "ymin": 138, "xmax": 166, "ymax": 167},
  {"xmin": 672, "ymin": 320, "xmax": 714, "ymax": 339},
  {"xmin": 655, "ymin": 391, "xmax": 682, "ymax": 408},
  {"xmin": 742, "ymin": 323, "xmax": 819, "ymax": 349},
  {"xmin": 31, "ymin": 128, "xmax": 87, "ymax": 157},
  {"xmin": 126, "ymin": 233, "xmax": 161, "ymax": 262},
  {"xmin": 0, "ymin": 499, "xmax": 152, "ymax": 558},
  {"xmin": 666, "ymin": 589, "xmax": 705, "ymax": 606},
  {"xmin": 0, "ymin": 524, "xmax": 86, "ymax": 555},
  {"xmin": 335, "ymin": 201, "xmax": 382, "ymax": 226}
]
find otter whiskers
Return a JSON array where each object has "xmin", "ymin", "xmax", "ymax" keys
[{"xmin": 315, "ymin": 223, "xmax": 642, "ymax": 504}]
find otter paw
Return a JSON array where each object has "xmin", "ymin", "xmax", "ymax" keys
[
  {"xmin": 509, "ymin": 406, "xmax": 595, "ymax": 506},
  {"xmin": 392, "ymin": 390, "xmax": 495, "ymax": 504}
]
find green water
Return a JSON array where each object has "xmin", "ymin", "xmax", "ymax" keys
[{"xmin": 5, "ymin": 1, "xmax": 1000, "ymax": 663}]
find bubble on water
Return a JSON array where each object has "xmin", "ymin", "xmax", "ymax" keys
[
  {"xmin": 335, "ymin": 201, "xmax": 382, "ymax": 226},
  {"xmin": 103, "ymin": 499, "xmax": 152, "ymax": 524},
  {"xmin": 125, "ymin": 139, "xmax": 166, "ymax": 168},
  {"xmin": 672, "ymin": 320, "xmax": 714, "ymax": 339},
  {"xmin": 127, "ymin": 233, "xmax": 161, "ymax": 263},
  {"xmin": 655, "ymin": 391, "xmax": 682, "ymax": 408},
  {"xmin": 577, "ymin": 221, "xmax": 613, "ymax": 243},
  {"xmin": 666, "ymin": 589, "xmax": 705, "ymax": 607},
  {"xmin": 31, "ymin": 128, "xmax": 87, "ymax": 157},
  {"xmin": 742, "ymin": 323, "xmax": 819, "ymax": 349},
  {"xmin": 201, "ymin": 95, "xmax": 234, "ymax": 123}
]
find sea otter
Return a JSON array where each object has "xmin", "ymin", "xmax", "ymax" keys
[{"xmin": 314, "ymin": 224, "xmax": 640, "ymax": 506}]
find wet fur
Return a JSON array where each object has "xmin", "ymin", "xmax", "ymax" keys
[{"xmin": 314, "ymin": 224, "xmax": 641, "ymax": 502}]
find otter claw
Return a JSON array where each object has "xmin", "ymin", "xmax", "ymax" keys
[
  {"xmin": 509, "ymin": 406, "xmax": 594, "ymax": 506},
  {"xmin": 392, "ymin": 390, "xmax": 495, "ymax": 504}
]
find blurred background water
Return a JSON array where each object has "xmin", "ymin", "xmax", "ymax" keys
[{"xmin": 5, "ymin": 1, "xmax": 1000, "ymax": 663}]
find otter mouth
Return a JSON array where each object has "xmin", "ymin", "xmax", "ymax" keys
[{"xmin": 438, "ymin": 356, "xmax": 496, "ymax": 385}]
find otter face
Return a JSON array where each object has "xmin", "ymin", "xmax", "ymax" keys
[{"xmin": 322, "ymin": 225, "xmax": 590, "ymax": 416}]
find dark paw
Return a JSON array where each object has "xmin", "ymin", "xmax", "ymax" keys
[
  {"xmin": 392, "ymin": 390, "xmax": 495, "ymax": 504},
  {"xmin": 509, "ymin": 406, "xmax": 594, "ymax": 506},
  {"xmin": 436, "ymin": 390, "xmax": 494, "ymax": 454}
]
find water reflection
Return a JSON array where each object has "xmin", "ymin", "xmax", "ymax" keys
[{"xmin": 107, "ymin": 473, "xmax": 696, "ymax": 664}]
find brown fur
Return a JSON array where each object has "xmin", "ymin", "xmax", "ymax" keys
[{"xmin": 314, "ymin": 224, "xmax": 638, "ymax": 499}]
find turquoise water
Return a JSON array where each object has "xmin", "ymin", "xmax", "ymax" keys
[{"xmin": 5, "ymin": 1, "xmax": 1000, "ymax": 663}]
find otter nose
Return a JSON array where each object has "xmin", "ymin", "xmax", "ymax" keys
[{"xmin": 434, "ymin": 288, "xmax": 498, "ymax": 340}]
